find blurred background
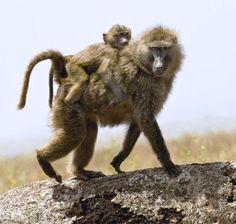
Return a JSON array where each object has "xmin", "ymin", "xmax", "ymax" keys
[{"xmin": 0, "ymin": 0, "xmax": 236, "ymax": 194}]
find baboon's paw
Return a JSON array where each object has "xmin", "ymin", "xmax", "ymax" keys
[
  {"xmin": 54, "ymin": 174, "xmax": 62, "ymax": 183},
  {"xmin": 76, "ymin": 170, "xmax": 106, "ymax": 180},
  {"xmin": 110, "ymin": 160, "xmax": 125, "ymax": 174},
  {"xmin": 163, "ymin": 160, "xmax": 181, "ymax": 177},
  {"xmin": 36, "ymin": 154, "xmax": 62, "ymax": 182}
]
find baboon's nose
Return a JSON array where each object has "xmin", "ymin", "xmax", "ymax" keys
[
  {"xmin": 120, "ymin": 37, "xmax": 128, "ymax": 45},
  {"xmin": 153, "ymin": 56, "xmax": 164, "ymax": 69}
]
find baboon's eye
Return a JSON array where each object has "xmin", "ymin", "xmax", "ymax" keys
[
  {"xmin": 149, "ymin": 52, "xmax": 154, "ymax": 61},
  {"xmin": 150, "ymin": 47, "xmax": 158, "ymax": 54}
]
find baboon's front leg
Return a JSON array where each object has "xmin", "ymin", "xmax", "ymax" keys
[
  {"xmin": 68, "ymin": 118, "xmax": 105, "ymax": 180},
  {"xmin": 136, "ymin": 116, "xmax": 181, "ymax": 176},
  {"xmin": 111, "ymin": 122, "xmax": 140, "ymax": 173},
  {"xmin": 64, "ymin": 64, "xmax": 89, "ymax": 111},
  {"xmin": 64, "ymin": 81, "xmax": 88, "ymax": 112}
]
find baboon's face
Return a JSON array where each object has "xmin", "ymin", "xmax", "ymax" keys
[
  {"xmin": 148, "ymin": 46, "xmax": 170, "ymax": 77},
  {"xmin": 114, "ymin": 31, "xmax": 131, "ymax": 48},
  {"xmin": 103, "ymin": 31, "xmax": 131, "ymax": 49}
]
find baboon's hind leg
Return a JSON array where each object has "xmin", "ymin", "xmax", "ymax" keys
[
  {"xmin": 68, "ymin": 119, "xmax": 105, "ymax": 180},
  {"xmin": 111, "ymin": 122, "xmax": 140, "ymax": 173},
  {"xmin": 37, "ymin": 154, "xmax": 62, "ymax": 182},
  {"xmin": 37, "ymin": 109, "xmax": 87, "ymax": 182}
]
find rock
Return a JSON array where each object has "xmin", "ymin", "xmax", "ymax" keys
[{"xmin": 0, "ymin": 162, "xmax": 236, "ymax": 224}]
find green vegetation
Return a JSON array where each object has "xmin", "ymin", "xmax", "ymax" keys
[{"xmin": 1, "ymin": 131, "xmax": 236, "ymax": 195}]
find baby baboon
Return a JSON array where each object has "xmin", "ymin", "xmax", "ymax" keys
[
  {"xmin": 65, "ymin": 24, "xmax": 131, "ymax": 110},
  {"xmin": 18, "ymin": 24, "xmax": 131, "ymax": 110},
  {"xmin": 18, "ymin": 26, "xmax": 184, "ymax": 182}
]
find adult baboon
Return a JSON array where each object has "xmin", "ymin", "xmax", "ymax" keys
[{"xmin": 18, "ymin": 26, "xmax": 184, "ymax": 182}]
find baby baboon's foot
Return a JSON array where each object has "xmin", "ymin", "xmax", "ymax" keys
[
  {"xmin": 64, "ymin": 99, "xmax": 84, "ymax": 112},
  {"xmin": 75, "ymin": 169, "xmax": 105, "ymax": 180},
  {"xmin": 110, "ymin": 160, "xmax": 125, "ymax": 174},
  {"xmin": 114, "ymin": 97, "xmax": 125, "ymax": 105},
  {"xmin": 163, "ymin": 160, "xmax": 181, "ymax": 177},
  {"xmin": 36, "ymin": 155, "xmax": 62, "ymax": 183}
]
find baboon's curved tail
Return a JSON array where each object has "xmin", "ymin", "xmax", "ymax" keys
[
  {"xmin": 17, "ymin": 50, "xmax": 67, "ymax": 110},
  {"xmin": 48, "ymin": 66, "xmax": 55, "ymax": 109}
]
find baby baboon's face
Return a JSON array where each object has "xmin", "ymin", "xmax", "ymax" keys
[{"xmin": 103, "ymin": 25, "xmax": 131, "ymax": 49}]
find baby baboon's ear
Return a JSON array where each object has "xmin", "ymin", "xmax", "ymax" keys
[{"xmin": 103, "ymin": 33, "xmax": 108, "ymax": 44}]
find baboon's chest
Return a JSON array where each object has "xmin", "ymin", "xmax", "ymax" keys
[{"xmin": 129, "ymin": 77, "xmax": 170, "ymax": 114}]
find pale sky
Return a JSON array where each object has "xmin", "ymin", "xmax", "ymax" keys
[{"xmin": 1, "ymin": 0, "xmax": 236, "ymax": 148}]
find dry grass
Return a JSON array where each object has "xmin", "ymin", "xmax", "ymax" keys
[{"xmin": 1, "ymin": 130, "xmax": 236, "ymax": 195}]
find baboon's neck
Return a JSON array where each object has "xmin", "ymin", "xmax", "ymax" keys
[{"xmin": 128, "ymin": 42, "xmax": 152, "ymax": 75}]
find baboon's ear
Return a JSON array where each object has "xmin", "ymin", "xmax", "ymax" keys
[
  {"xmin": 172, "ymin": 36, "xmax": 177, "ymax": 44},
  {"xmin": 103, "ymin": 33, "xmax": 108, "ymax": 43},
  {"xmin": 128, "ymin": 28, "xmax": 132, "ymax": 36}
]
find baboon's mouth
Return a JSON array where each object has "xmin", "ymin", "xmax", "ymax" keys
[
  {"xmin": 153, "ymin": 67, "xmax": 167, "ymax": 77},
  {"xmin": 119, "ymin": 42, "xmax": 128, "ymax": 48}
]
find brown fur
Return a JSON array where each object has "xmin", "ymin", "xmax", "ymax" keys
[{"xmin": 19, "ymin": 26, "xmax": 184, "ymax": 182}]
